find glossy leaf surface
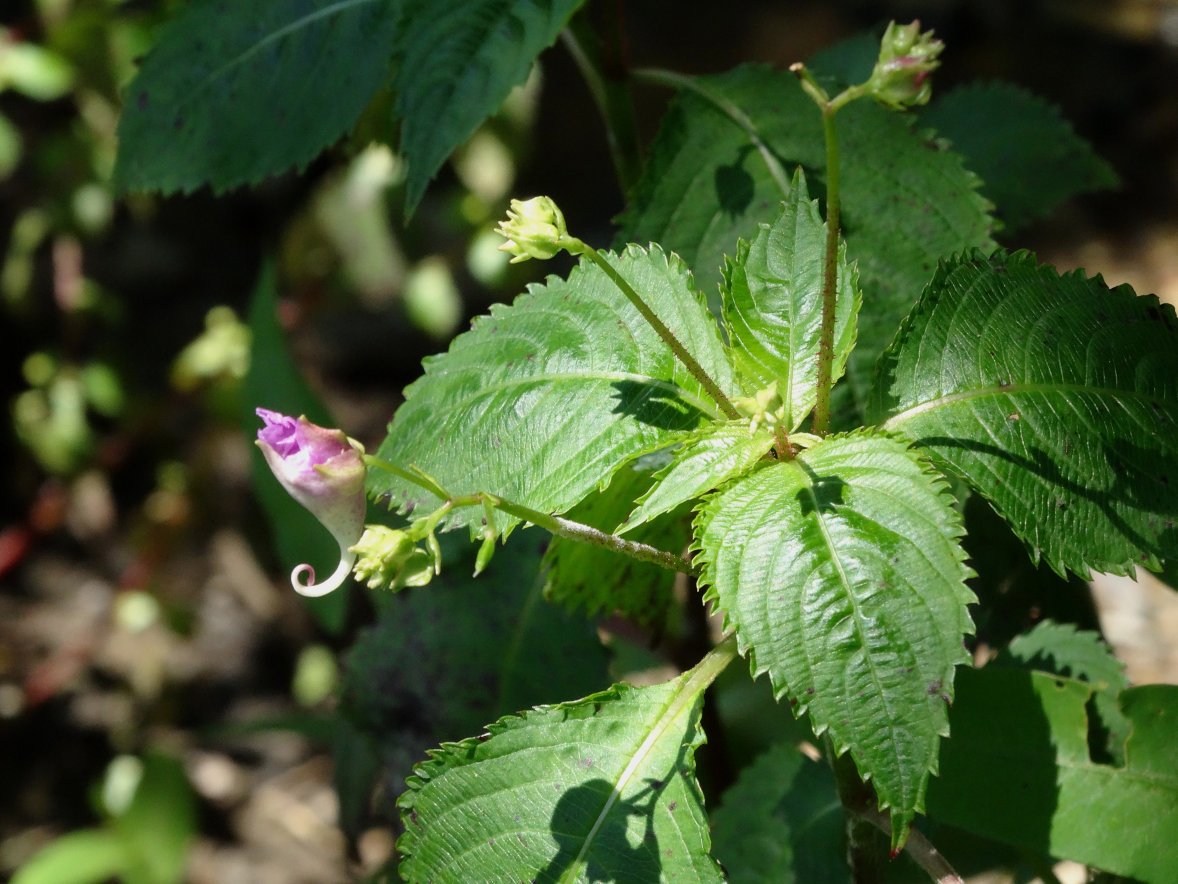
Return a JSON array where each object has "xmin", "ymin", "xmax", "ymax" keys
[
  {"xmin": 618, "ymin": 422, "xmax": 774, "ymax": 536},
  {"xmin": 694, "ymin": 429, "xmax": 975, "ymax": 843},
  {"xmin": 721, "ymin": 170, "xmax": 861, "ymax": 429},
  {"xmin": 874, "ymin": 249, "xmax": 1178, "ymax": 577},
  {"xmin": 370, "ymin": 245, "xmax": 734, "ymax": 533},
  {"xmin": 618, "ymin": 65, "xmax": 992, "ymax": 410},
  {"xmin": 398, "ymin": 671, "xmax": 723, "ymax": 882}
]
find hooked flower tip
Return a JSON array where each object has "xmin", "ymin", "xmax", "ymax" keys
[{"xmin": 255, "ymin": 408, "xmax": 366, "ymax": 596}]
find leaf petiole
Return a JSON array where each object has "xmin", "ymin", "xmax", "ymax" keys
[{"xmin": 569, "ymin": 242, "xmax": 741, "ymax": 420}]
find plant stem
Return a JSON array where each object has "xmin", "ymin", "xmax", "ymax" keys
[
  {"xmin": 573, "ymin": 244, "xmax": 741, "ymax": 420},
  {"xmin": 487, "ymin": 494, "xmax": 697, "ymax": 575},
  {"xmin": 811, "ymin": 103, "xmax": 841, "ymax": 436},
  {"xmin": 363, "ymin": 455, "xmax": 698, "ymax": 575},
  {"xmin": 562, "ymin": 9, "xmax": 641, "ymax": 194},
  {"xmin": 825, "ymin": 739, "xmax": 964, "ymax": 884}
]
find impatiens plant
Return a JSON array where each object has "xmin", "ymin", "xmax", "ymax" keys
[{"xmin": 119, "ymin": 3, "xmax": 1178, "ymax": 880}]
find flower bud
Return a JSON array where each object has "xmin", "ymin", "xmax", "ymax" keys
[
  {"xmin": 733, "ymin": 381, "xmax": 786, "ymax": 435},
  {"xmin": 868, "ymin": 20, "xmax": 943, "ymax": 110},
  {"xmin": 350, "ymin": 525, "xmax": 435, "ymax": 591},
  {"xmin": 256, "ymin": 408, "xmax": 366, "ymax": 597},
  {"xmin": 495, "ymin": 196, "xmax": 570, "ymax": 263}
]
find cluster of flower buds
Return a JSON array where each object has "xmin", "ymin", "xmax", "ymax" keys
[
  {"xmin": 350, "ymin": 525, "xmax": 435, "ymax": 591},
  {"xmin": 868, "ymin": 20, "xmax": 944, "ymax": 110},
  {"xmin": 733, "ymin": 381, "xmax": 788, "ymax": 435},
  {"xmin": 495, "ymin": 196, "xmax": 575, "ymax": 264}
]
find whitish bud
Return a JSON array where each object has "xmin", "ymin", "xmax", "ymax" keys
[{"xmin": 495, "ymin": 196, "xmax": 570, "ymax": 263}]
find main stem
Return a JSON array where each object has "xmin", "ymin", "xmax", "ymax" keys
[
  {"xmin": 575, "ymin": 245, "xmax": 741, "ymax": 420},
  {"xmin": 811, "ymin": 104, "xmax": 841, "ymax": 437}
]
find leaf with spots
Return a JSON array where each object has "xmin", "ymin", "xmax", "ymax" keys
[
  {"xmin": 693, "ymin": 429, "xmax": 975, "ymax": 848},
  {"xmin": 115, "ymin": 0, "xmax": 402, "ymax": 193},
  {"xmin": 872, "ymin": 249, "xmax": 1178, "ymax": 577},
  {"xmin": 369, "ymin": 245, "xmax": 735, "ymax": 534},
  {"xmin": 397, "ymin": 660, "xmax": 728, "ymax": 882}
]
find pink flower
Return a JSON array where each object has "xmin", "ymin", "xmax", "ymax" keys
[{"xmin": 255, "ymin": 408, "xmax": 366, "ymax": 597}]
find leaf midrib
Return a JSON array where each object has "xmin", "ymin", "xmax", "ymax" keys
[
  {"xmin": 790, "ymin": 457, "xmax": 907, "ymax": 784},
  {"xmin": 403, "ymin": 369, "xmax": 722, "ymax": 425},
  {"xmin": 184, "ymin": 0, "xmax": 379, "ymax": 104},
  {"xmin": 882, "ymin": 380, "xmax": 1165, "ymax": 430},
  {"xmin": 560, "ymin": 677, "xmax": 704, "ymax": 883}
]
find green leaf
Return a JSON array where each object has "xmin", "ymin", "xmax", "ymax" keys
[
  {"xmin": 113, "ymin": 754, "xmax": 197, "ymax": 884},
  {"xmin": 394, "ymin": 0, "xmax": 585, "ymax": 214},
  {"xmin": 693, "ymin": 429, "xmax": 975, "ymax": 844},
  {"xmin": 928, "ymin": 667, "xmax": 1178, "ymax": 881},
  {"xmin": 11, "ymin": 831, "xmax": 130, "ymax": 884},
  {"xmin": 397, "ymin": 669, "xmax": 724, "ymax": 882},
  {"xmin": 543, "ymin": 461, "xmax": 690, "ymax": 625},
  {"xmin": 921, "ymin": 82, "xmax": 1118, "ymax": 232},
  {"xmin": 710, "ymin": 747, "xmax": 847, "ymax": 884},
  {"xmin": 999, "ymin": 619, "xmax": 1130, "ymax": 761},
  {"xmin": 721, "ymin": 169, "xmax": 861, "ymax": 429},
  {"xmin": 618, "ymin": 65, "xmax": 992, "ymax": 411},
  {"xmin": 873, "ymin": 249, "xmax": 1178, "ymax": 577},
  {"xmin": 618, "ymin": 422, "xmax": 774, "ymax": 536},
  {"xmin": 244, "ymin": 265, "xmax": 349, "ymax": 632},
  {"xmin": 370, "ymin": 245, "xmax": 735, "ymax": 533},
  {"xmin": 342, "ymin": 530, "xmax": 609, "ymax": 775},
  {"xmin": 115, "ymin": 0, "xmax": 401, "ymax": 193}
]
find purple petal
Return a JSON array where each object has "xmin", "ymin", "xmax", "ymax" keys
[{"xmin": 256, "ymin": 408, "xmax": 300, "ymax": 457}]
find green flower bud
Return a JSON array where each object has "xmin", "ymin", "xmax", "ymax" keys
[
  {"xmin": 733, "ymin": 381, "xmax": 787, "ymax": 434},
  {"xmin": 495, "ymin": 196, "xmax": 570, "ymax": 263},
  {"xmin": 350, "ymin": 525, "xmax": 435, "ymax": 591},
  {"xmin": 868, "ymin": 20, "xmax": 944, "ymax": 110}
]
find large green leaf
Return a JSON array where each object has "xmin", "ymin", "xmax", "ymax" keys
[
  {"xmin": 710, "ymin": 747, "xmax": 847, "ymax": 883},
  {"xmin": 115, "ymin": 0, "xmax": 401, "ymax": 193},
  {"xmin": 872, "ymin": 249, "xmax": 1178, "ymax": 577},
  {"xmin": 928, "ymin": 667, "xmax": 1178, "ymax": 881},
  {"xmin": 543, "ymin": 460, "xmax": 691, "ymax": 625},
  {"xmin": 921, "ymin": 82, "xmax": 1117, "ymax": 232},
  {"xmin": 342, "ymin": 530, "xmax": 609, "ymax": 815},
  {"xmin": 693, "ymin": 429, "xmax": 975, "ymax": 844},
  {"xmin": 618, "ymin": 422, "xmax": 774, "ymax": 536},
  {"xmin": 1000, "ymin": 619, "xmax": 1130, "ymax": 762},
  {"xmin": 721, "ymin": 170, "xmax": 861, "ymax": 429},
  {"xmin": 394, "ymin": 0, "xmax": 584, "ymax": 214},
  {"xmin": 397, "ymin": 670, "xmax": 724, "ymax": 882},
  {"xmin": 619, "ymin": 65, "xmax": 993, "ymax": 410},
  {"xmin": 370, "ymin": 245, "xmax": 735, "ymax": 533}
]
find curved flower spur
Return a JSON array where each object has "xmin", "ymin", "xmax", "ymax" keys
[{"xmin": 255, "ymin": 408, "xmax": 366, "ymax": 597}]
